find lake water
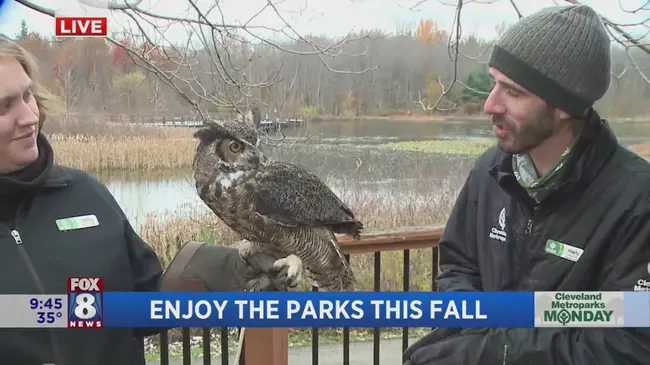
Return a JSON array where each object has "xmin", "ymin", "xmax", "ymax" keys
[{"xmin": 93, "ymin": 118, "xmax": 650, "ymax": 227}]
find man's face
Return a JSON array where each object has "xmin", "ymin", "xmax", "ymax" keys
[
  {"xmin": 0, "ymin": 57, "xmax": 40, "ymax": 173},
  {"xmin": 483, "ymin": 67, "xmax": 558, "ymax": 154}
]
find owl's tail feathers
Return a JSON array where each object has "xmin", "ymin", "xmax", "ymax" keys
[
  {"xmin": 313, "ymin": 279, "xmax": 356, "ymax": 292},
  {"xmin": 341, "ymin": 274, "xmax": 356, "ymax": 291},
  {"xmin": 332, "ymin": 220, "xmax": 364, "ymax": 240},
  {"xmin": 307, "ymin": 268, "xmax": 356, "ymax": 292}
]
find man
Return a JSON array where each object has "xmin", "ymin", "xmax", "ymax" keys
[{"xmin": 403, "ymin": 4, "xmax": 650, "ymax": 365}]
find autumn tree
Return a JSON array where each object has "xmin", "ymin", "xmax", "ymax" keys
[
  {"xmin": 416, "ymin": 19, "xmax": 444, "ymax": 45},
  {"xmin": 110, "ymin": 39, "xmax": 135, "ymax": 73},
  {"xmin": 342, "ymin": 90, "xmax": 357, "ymax": 116},
  {"xmin": 53, "ymin": 40, "xmax": 83, "ymax": 111},
  {"xmin": 420, "ymin": 73, "xmax": 443, "ymax": 113}
]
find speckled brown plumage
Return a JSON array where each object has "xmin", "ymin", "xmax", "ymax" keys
[{"xmin": 192, "ymin": 120, "xmax": 363, "ymax": 291}]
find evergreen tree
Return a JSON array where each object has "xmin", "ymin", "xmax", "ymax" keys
[{"xmin": 17, "ymin": 20, "xmax": 29, "ymax": 39}]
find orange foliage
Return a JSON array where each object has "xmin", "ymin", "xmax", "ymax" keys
[{"xmin": 416, "ymin": 19, "xmax": 444, "ymax": 45}]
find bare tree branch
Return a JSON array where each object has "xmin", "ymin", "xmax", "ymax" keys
[
  {"xmin": 16, "ymin": 0, "xmax": 650, "ymax": 121},
  {"xmin": 16, "ymin": 0, "xmax": 378, "ymax": 124},
  {"xmin": 618, "ymin": 0, "xmax": 650, "ymax": 14},
  {"xmin": 508, "ymin": 0, "xmax": 523, "ymax": 19},
  {"xmin": 416, "ymin": 0, "xmax": 463, "ymax": 111},
  {"xmin": 404, "ymin": 0, "xmax": 650, "ymax": 112}
]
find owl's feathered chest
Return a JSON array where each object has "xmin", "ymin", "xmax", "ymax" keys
[
  {"xmin": 196, "ymin": 168, "xmax": 259, "ymax": 226},
  {"xmin": 216, "ymin": 170, "xmax": 247, "ymax": 192},
  {"xmin": 196, "ymin": 164, "xmax": 251, "ymax": 196}
]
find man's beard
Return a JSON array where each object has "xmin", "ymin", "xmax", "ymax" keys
[{"xmin": 490, "ymin": 106, "xmax": 556, "ymax": 154}]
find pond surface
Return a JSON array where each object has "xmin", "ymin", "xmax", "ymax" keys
[{"xmin": 94, "ymin": 118, "xmax": 650, "ymax": 227}]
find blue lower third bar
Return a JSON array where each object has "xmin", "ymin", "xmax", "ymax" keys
[
  {"xmin": 624, "ymin": 292, "xmax": 650, "ymax": 327},
  {"xmin": 101, "ymin": 292, "xmax": 536, "ymax": 328}
]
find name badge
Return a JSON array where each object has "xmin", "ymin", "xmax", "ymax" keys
[
  {"xmin": 56, "ymin": 214, "xmax": 99, "ymax": 231},
  {"xmin": 545, "ymin": 239, "xmax": 583, "ymax": 262}
]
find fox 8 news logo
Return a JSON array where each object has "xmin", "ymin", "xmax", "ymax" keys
[{"xmin": 67, "ymin": 277, "xmax": 103, "ymax": 328}]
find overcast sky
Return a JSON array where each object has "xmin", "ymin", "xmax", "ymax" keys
[{"xmin": 0, "ymin": 0, "xmax": 648, "ymax": 44}]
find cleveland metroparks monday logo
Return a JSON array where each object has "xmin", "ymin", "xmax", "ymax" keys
[{"xmin": 534, "ymin": 292, "xmax": 624, "ymax": 327}]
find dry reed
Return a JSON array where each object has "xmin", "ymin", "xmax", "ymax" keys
[
  {"xmin": 43, "ymin": 115, "xmax": 197, "ymax": 171},
  {"xmin": 49, "ymin": 134, "xmax": 196, "ymax": 171}
]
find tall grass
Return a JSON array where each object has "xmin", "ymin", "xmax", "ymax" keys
[
  {"xmin": 43, "ymin": 116, "xmax": 198, "ymax": 171},
  {"xmin": 49, "ymin": 134, "xmax": 196, "ymax": 171}
]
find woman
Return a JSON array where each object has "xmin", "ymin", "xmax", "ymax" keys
[{"xmin": 0, "ymin": 37, "xmax": 289, "ymax": 365}]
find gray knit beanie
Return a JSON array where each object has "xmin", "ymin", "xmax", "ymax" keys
[{"xmin": 488, "ymin": 5, "xmax": 611, "ymax": 118}]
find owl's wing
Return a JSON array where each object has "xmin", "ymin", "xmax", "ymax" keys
[{"xmin": 252, "ymin": 162, "xmax": 363, "ymax": 237}]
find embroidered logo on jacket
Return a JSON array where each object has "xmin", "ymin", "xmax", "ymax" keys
[
  {"xmin": 633, "ymin": 263, "xmax": 650, "ymax": 292},
  {"xmin": 489, "ymin": 207, "xmax": 507, "ymax": 243}
]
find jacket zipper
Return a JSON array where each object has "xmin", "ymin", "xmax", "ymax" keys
[
  {"xmin": 513, "ymin": 206, "xmax": 536, "ymax": 285},
  {"xmin": 525, "ymin": 203, "xmax": 539, "ymax": 235},
  {"xmin": 525, "ymin": 219, "xmax": 533, "ymax": 234},
  {"xmin": 10, "ymin": 201, "xmax": 65, "ymax": 365}
]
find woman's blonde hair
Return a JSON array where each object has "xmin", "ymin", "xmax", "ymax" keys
[{"xmin": 0, "ymin": 36, "xmax": 62, "ymax": 129}]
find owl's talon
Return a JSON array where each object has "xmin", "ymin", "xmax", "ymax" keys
[
  {"xmin": 236, "ymin": 240, "xmax": 261, "ymax": 263},
  {"xmin": 273, "ymin": 254, "xmax": 303, "ymax": 288}
]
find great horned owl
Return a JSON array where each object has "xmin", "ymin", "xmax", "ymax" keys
[{"xmin": 192, "ymin": 120, "xmax": 363, "ymax": 291}]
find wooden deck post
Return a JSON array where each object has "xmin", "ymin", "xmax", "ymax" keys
[{"xmin": 243, "ymin": 328, "xmax": 289, "ymax": 365}]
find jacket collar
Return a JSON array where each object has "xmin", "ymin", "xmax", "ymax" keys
[
  {"xmin": 489, "ymin": 109, "xmax": 619, "ymax": 208},
  {"xmin": 42, "ymin": 165, "xmax": 73, "ymax": 189}
]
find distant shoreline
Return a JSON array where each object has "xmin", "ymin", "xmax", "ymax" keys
[
  {"xmin": 309, "ymin": 114, "xmax": 650, "ymax": 123},
  {"xmin": 310, "ymin": 114, "xmax": 488, "ymax": 123}
]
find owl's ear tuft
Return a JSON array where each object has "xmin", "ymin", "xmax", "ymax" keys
[{"xmin": 193, "ymin": 123, "xmax": 222, "ymax": 144}]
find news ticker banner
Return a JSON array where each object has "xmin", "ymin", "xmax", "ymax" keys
[{"xmin": 2, "ymin": 291, "xmax": 650, "ymax": 329}]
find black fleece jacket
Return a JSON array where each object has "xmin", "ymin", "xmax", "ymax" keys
[
  {"xmin": 0, "ymin": 133, "xmax": 165, "ymax": 365},
  {"xmin": 403, "ymin": 112, "xmax": 650, "ymax": 365}
]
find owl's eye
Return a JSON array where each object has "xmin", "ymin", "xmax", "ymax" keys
[{"xmin": 229, "ymin": 141, "xmax": 243, "ymax": 153}]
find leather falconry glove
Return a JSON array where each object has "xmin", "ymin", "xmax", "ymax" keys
[{"xmin": 160, "ymin": 241, "xmax": 296, "ymax": 292}]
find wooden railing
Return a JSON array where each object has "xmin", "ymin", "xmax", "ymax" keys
[{"xmin": 150, "ymin": 225, "xmax": 444, "ymax": 365}]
